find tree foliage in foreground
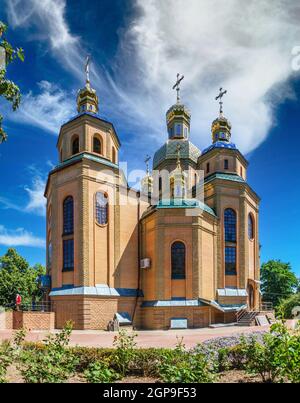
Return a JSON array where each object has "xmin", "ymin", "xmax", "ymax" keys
[
  {"xmin": 279, "ymin": 293, "xmax": 300, "ymax": 319},
  {"xmin": 261, "ymin": 260, "xmax": 298, "ymax": 308},
  {"xmin": 0, "ymin": 248, "xmax": 45, "ymax": 307},
  {"xmin": 0, "ymin": 21, "xmax": 24, "ymax": 143}
]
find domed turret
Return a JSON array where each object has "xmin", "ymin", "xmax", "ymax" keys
[
  {"xmin": 166, "ymin": 103, "xmax": 191, "ymax": 140},
  {"xmin": 211, "ymin": 114, "xmax": 232, "ymax": 143},
  {"xmin": 76, "ymin": 56, "xmax": 99, "ymax": 114},
  {"xmin": 77, "ymin": 81, "xmax": 99, "ymax": 114},
  {"xmin": 211, "ymin": 87, "xmax": 232, "ymax": 143}
]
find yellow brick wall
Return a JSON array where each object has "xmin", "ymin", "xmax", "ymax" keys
[{"xmin": 12, "ymin": 311, "xmax": 55, "ymax": 330}]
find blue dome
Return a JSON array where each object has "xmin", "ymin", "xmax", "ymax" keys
[{"xmin": 202, "ymin": 141, "xmax": 237, "ymax": 155}]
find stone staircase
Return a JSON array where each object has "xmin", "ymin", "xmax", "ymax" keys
[{"xmin": 237, "ymin": 309, "xmax": 260, "ymax": 326}]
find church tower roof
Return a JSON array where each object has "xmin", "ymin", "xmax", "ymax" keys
[
  {"xmin": 76, "ymin": 56, "xmax": 99, "ymax": 115},
  {"xmin": 202, "ymin": 88, "xmax": 237, "ymax": 155},
  {"xmin": 166, "ymin": 74, "xmax": 191, "ymax": 140},
  {"xmin": 211, "ymin": 87, "xmax": 232, "ymax": 143},
  {"xmin": 153, "ymin": 74, "xmax": 201, "ymax": 169}
]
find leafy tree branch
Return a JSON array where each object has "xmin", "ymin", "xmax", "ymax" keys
[{"xmin": 0, "ymin": 21, "xmax": 24, "ymax": 143}]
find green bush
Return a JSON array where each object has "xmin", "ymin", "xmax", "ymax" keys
[
  {"xmin": 112, "ymin": 329, "xmax": 137, "ymax": 376},
  {"xmin": 240, "ymin": 322, "xmax": 300, "ymax": 383},
  {"xmin": 18, "ymin": 322, "xmax": 78, "ymax": 383},
  {"xmin": 158, "ymin": 339, "xmax": 215, "ymax": 383},
  {"xmin": 84, "ymin": 360, "xmax": 120, "ymax": 383},
  {"xmin": 0, "ymin": 341, "xmax": 13, "ymax": 383},
  {"xmin": 279, "ymin": 293, "xmax": 300, "ymax": 319}
]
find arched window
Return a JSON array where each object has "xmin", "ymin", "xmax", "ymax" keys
[
  {"xmin": 112, "ymin": 147, "xmax": 116, "ymax": 164},
  {"xmin": 224, "ymin": 208, "xmax": 237, "ymax": 243},
  {"xmin": 171, "ymin": 242, "xmax": 186, "ymax": 280},
  {"xmin": 225, "ymin": 246, "xmax": 236, "ymax": 275},
  {"xmin": 224, "ymin": 208, "xmax": 237, "ymax": 275},
  {"xmin": 63, "ymin": 239, "xmax": 74, "ymax": 271},
  {"xmin": 63, "ymin": 196, "xmax": 74, "ymax": 235},
  {"xmin": 72, "ymin": 136, "xmax": 79, "ymax": 155},
  {"xmin": 224, "ymin": 159, "xmax": 229, "ymax": 170},
  {"xmin": 95, "ymin": 192, "xmax": 108, "ymax": 225},
  {"xmin": 93, "ymin": 136, "xmax": 102, "ymax": 154},
  {"xmin": 248, "ymin": 214, "xmax": 254, "ymax": 240}
]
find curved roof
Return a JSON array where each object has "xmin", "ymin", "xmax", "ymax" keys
[
  {"xmin": 202, "ymin": 141, "xmax": 237, "ymax": 155},
  {"xmin": 153, "ymin": 139, "xmax": 201, "ymax": 169}
]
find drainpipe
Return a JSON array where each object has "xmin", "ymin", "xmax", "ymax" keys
[{"xmin": 132, "ymin": 191, "xmax": 141, "ymax": 328}]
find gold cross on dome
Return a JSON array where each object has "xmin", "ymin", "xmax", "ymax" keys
[
  {"xmin": 85, "ymin": 55, "xmax": 91, "ymax": 84},
  {"xmin": 215, "ymin": 87, "xmax": 227, "ymax": 115},
  {"xmin": 172, "ymin": 73, "xmax": 184, "ymax": 103}
]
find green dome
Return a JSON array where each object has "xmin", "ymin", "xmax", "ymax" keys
[{"xmin": 153, "ymin": 139, "xmax": 201, "ymax": 169}]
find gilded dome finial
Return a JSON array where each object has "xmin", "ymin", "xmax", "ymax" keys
[
  {"xmin": 76, "ymin": 55, "xmax": 99, "ymax": 115},
  {"xmin": 211, "ymin": 87, "xmax": 232, "ymax": 144},
  {"xmin": 166, "ymin": 74, "xmax": 191, "ymax": 140}
]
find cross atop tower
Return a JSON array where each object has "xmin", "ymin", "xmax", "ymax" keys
[
  {"xmin": 176, "ymin": 143, "xmax": 182, "ymax": 168},
  {"xmin": 215, "ymin": 87, "xmax": 227, "ymax": 115},
  {"xmin": 172, "ymin": 73, "xmax": 184, "ymax": 104},
  {"xmin": 144, "ymin": 155, "xmax": 151, "ymax": 174},
  {"xmin": 85, "ymin": 55, "xmax": 91, "ymax": 84}
]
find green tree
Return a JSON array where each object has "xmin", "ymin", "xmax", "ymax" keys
[
  {"xmin": 261, "ymin": 260, "xmax": 298, "ymax": 308},
  {"xmin": 0, "ymin": 248, "xmax": 45, "ymax": 307},
  {"xmin": 0, "ymin": 21, "xmax": 24, "ymax": 143},
  {"xmin": 279, "ymin": 293, "xmax": 300, "ymax": 319}
]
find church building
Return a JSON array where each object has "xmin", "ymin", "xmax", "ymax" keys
[{"xmin": 45, "ymin": 70, "xmax": 261, "ymax": 330}]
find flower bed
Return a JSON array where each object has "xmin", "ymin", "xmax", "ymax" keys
[{"xmin": 0, "ymin": 322, "xmax": 299, "ymax": 383}]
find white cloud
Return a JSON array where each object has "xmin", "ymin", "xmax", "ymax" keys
[
  {"xmin": 0, "ymin": 167, "xmax": 47, "ymax": 216},
  {"xmin": 0, "ymin": 225, "xmax": 45, "ymax": 248},
  {"xmin": 11, "ymin": 81, "xmax": 74, "ymax": 134},
  {"xmin": 6, "ymin": 0, "xmax": 300, "ymax": 154},
  {"xmin": 24, "ymin": 174, "xmax": 46, "ymax": 216}
]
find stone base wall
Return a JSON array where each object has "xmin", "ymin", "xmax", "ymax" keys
[
  {"xmin": 12, "ymin": 311, "xmax": 55, "ymax": 330},
  {"xmin": 52, "ymin": 296, "xmax": 238, "ymax": 330},
  {"xmin": 137, "ymin": 306, "xmax": 235, "ymax": 330},
  {"xmin": 0, "ymin": 311, "xmax": 13, "ymax": 330},
  {"xmin": 52, "ymin": 296, "xmax": 137, "ymax": 330}
]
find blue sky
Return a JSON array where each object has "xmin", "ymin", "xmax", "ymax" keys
[{"xmin": 0, "ymin": 0, "xmax": 300, "ymax": 275}]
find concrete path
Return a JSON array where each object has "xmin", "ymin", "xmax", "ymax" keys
[{"xmin": 0, "ymin": 325, "xmax": 270, "ymax": 349}]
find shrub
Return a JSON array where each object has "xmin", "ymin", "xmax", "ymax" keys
[
  {"xmin": 158, "ymin": 339, "xmax": 215, "ymax": 383},
  {"xmin": 112, "ymin": 329, "xmax": 137, "ymax": 376},
  {"xmin": 279, "ymin": 293, "xmax": 300, "ymax": 319},
  {"xmin": 269, "ymin": 322, "xmax": 300, "ymax": 383},
  {"xmin": 18, "ymin": 321, "xmax": 78, "ymax": 383},
  {"xmin": 0, "ymin": 341, "xmax": 13, "ymax": 383},
  {"xmin": 240, "ymin": 322, "xmax": 300, "ymax": 383},
  {"xmin": 84, "ymin": 360, "xmax": 120, "ymax": 383},
  {"xmin": 71, "ymin": 347, "xmax": 115, "ymax": 372}
]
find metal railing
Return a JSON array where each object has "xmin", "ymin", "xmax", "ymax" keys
[
  {"xmin": 18, "ymin": 302, "xmax": 54, "ymax": 312},
  {"xmin": 260, "ymin": 301, "xmax": 273, "ymax": 312}
]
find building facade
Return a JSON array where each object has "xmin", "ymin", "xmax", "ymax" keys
[{"xmin": 45, "ymin": 76, "xmax": 261, "ymax": 330}]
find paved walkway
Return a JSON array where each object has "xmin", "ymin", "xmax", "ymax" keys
[{"xmin": 0, "ymin": 325, "xmax": 270, "ymax": 349}]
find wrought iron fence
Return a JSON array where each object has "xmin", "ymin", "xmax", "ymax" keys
[
  {"xmin": 260, "ymin": 301, "xmax": 273, "ymax": 311},
  {"xmin": 17, "ymin": 302, "xmax": 54, "ymax": 312}
]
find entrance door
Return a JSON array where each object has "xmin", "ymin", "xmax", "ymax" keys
[{"xmin": 248, "ymin": 284, "xmax": 254, "ymax": 310}]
